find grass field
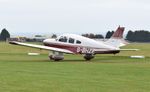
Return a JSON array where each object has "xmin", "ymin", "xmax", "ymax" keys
[{"xmin": 0, "ymin": 42, "xmax": 150, "ymax": 92}]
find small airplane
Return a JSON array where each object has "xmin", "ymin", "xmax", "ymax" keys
[{"xmin": 9, "ymin": 26, "xmax": 138, "ymax": 61}]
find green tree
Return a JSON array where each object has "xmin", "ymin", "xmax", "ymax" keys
[
  {"xmin": 0, "ymin": 28, "xmax": 10, "ymax": 41},
  {"xmin": 51, "ymin": 34, "xmax": 57, "ymax": 38},
  {"xmin": 126, "ymin": 30, "xmax": 134, "ymax": 41},
  {"xmin": 95, "ymin": 34, "xmax": 104, "ymax": 39},
  {"xmin": 82, "ymin": 34, "xmax": 89, "ymax": 38},
  {"xmin": 105, "ymin": 31, "xmax": 114, "ymax": 39},
  {"xmin": 126, "ymin": 30, "xmax": 150, "ymax": 42}
]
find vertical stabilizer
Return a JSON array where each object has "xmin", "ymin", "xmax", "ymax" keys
[
  {"xmin": 111, "ymin": 26, "xmax": 124, "ymax": 38},
  {"xmin": 105, "ymin": 26, "xmax": 128, "ymax": 48}
]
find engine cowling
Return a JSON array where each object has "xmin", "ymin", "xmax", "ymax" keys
[{"xmin": 83, "ymin": 53, "xmax": 95, "ymax": 61}]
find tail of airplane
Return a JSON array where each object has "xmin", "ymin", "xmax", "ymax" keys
[
  {"xmin": 105, "ymin": 26, "xmax": 128, "ymax": 48},
  {"xmin": 111, "ymin": 26, "xmax": 124, "ymax": 38}
]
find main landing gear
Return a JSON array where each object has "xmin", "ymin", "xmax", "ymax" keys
[
  {"xmin": 49, "ymin": 52, "xmax": 95, "ymax": 61},
  {"xmin": 83, "ymin": 53, "xmax": 95, "ymax": 61}
]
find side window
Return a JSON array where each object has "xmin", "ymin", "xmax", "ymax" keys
[
  {"xmin": 69, "ymin": 38, "xmax": 75, "ymax": 43},
  {"xmin": 55, "ymin": 39, "xmax": 58, "ymax": 41},
  {"xmin": 59, "ymin": 36, "xmax": 63, "ymax": 42},
  {"xmin": 76, "ymin": 40, "xmax": 81, "ymax": 44},
  {"xmin": 59, "ymin": 36, "xmax": 67, "ymax": 42},
  {"xmin": 63, "ymin": 36, "xmax": 67, "ymax": 42}
]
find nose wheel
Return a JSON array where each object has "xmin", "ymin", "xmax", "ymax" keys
[{"xmin": 49, "ymin": 51, "xmax": 64, "ymax": 61}]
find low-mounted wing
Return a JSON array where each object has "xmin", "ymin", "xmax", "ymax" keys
[{"xmin": 9, "ymin": 41, "xmax": 74, "ymax": 54}]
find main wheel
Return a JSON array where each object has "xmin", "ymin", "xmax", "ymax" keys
[{"xmin": 83, "ymin": 53, "xmax": 95, "ymax": 61}]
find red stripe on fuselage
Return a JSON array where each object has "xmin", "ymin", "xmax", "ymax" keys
[
  {"xmin": 44, "ymin": 42, "xmax": 79, "ymax": 54},
  {"xmin": 44, "ymin": 42, "xmax": 120, "ymax": 54}
]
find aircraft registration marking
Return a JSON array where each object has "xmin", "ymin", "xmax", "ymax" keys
[{"xmin": 77, "ymin": 47, "xmax": 94, "ymax": 53}]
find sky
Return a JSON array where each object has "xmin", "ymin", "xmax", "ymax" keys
[{"xmin": 0, "ymin": 0, "xmax": 150, "ymax": 36}]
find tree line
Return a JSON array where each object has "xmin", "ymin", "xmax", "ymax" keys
[
  {"xmin": 82, "ymin": 30, "xmax": 150, "ymax": 42},
  {"xmin": 1, "ymin": 28, "xmax": 150, "ymax": 42},
  {"xmin": 126, "ymin": 30, "xmax": 150, "ymax": 42},
  {"xmin": 82, "ymin": 33, "xmax": 104, "ymax": 39},
  {"xmin": 82, "ymin": 31, "xmax": 115, "ymax": 39}
]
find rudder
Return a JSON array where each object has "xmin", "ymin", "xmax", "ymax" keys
[{"xmin": 111, "ymin": 26, "xmax": 125, "ymax": 38}]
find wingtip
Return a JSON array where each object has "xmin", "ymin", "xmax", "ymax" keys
[{"xmin": 9, "ymin": 41, "xmax": 18, "ymax": 45}]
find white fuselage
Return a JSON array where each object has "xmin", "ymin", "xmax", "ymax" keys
[{"xmin": 43, "ymin": 34, "xmax": 120, "ymax": 54}]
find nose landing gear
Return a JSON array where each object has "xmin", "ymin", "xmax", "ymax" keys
[{"xmin": 49, "ymin": 51, "xmax": 64, "ymax": 61}]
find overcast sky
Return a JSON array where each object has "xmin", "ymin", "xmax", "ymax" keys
[{"xmin": 0, "ymin": 0, "xmax": 150, "ymax": 36}]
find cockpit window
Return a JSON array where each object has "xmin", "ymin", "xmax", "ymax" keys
[
  {"xmin": 69, "ymin": 38, "xmax": 75, "ymax": 43},
  {"xmin": 55, "ymin": 39, "xmax": 58, "ymax": 41},
  {"xmin": 76, "ymin": 40, "xmax": 81, "ymax": 44},
  {"xmin": 59, "ymin": 36, "xmax": 67, "ymax": 42}
]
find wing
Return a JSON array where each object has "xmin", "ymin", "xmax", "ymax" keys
[{"xmin": 9, "ymin": 41, "xmax": 74, "ymax": 54}]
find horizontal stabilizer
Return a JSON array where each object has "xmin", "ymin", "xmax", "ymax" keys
[{"xmin": 119, "ymin": 49, "xmax": 139, "ymax": 51}]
